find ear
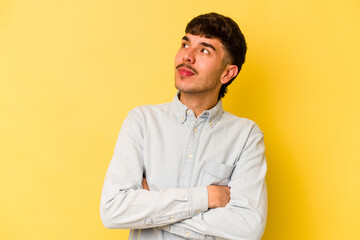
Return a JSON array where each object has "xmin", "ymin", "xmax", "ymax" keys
[{"xmin": 221, "ymin": 65, "xmax": 238, "ymax": 84}]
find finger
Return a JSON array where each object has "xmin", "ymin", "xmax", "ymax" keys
[{"xmin": 142, "ymin": 178, "xmax": 150, "ymax": 190}]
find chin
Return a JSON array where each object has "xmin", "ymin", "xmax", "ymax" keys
[{"xmin": 175, "ymin": 81, "xmax": 191, "ymax": 92}]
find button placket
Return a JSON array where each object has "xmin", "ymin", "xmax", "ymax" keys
[{"xmin": 178, "ymin": 119, "xmax": 205, "ymax": 188}]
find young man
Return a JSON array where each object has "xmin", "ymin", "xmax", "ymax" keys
[{"xmin": 100, "ymin": 13, "xmax": 267, "ymax": 240}]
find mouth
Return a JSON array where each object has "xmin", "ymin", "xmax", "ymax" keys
[{"xmin": 176, "ymin": 65, "xmax": 197, "ymax": 77}]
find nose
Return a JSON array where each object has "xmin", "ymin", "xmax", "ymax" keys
[{"xmin": 182, "ymin": 49, "xmax": 195, "ymax": 64}]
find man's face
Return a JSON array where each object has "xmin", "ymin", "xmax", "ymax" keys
[{"xmin": 174, "ymin": 34, "xmax": 228, "ymax": 97}]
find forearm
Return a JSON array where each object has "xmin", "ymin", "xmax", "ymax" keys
[
  {"xmin": 161, "ymin": 183, "xmax": 267, "ymax": 240},
  {"xmin": 100, "ymin": 182, "xmax": 208, "ymax": 229}
]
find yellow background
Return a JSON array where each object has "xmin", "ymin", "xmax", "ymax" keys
[{"xmin": 1, "ymin": 0, "xmax": 359, "ymax": 239}]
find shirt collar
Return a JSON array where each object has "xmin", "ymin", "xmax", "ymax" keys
[{"xmin": 171, "ymin": 92, "xmax": 224, "ymax": 128}]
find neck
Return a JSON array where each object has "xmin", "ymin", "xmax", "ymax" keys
[{"xmin": 179, "ymin": 91, "xmax": 219, "ymax": 117}]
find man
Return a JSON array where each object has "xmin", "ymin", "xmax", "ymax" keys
[{"xmin": 100, "ymin": 12, "xmax": 267, "ymax": 240}]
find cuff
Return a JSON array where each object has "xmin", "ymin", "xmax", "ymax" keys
[{"xmin": 188, "ymin": 186, "xmax": 208, "ymax": 216}]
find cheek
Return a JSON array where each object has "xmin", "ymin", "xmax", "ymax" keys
[{"xmin": 203, "ymin": 60, "xmax": 222, "ymax": 73}]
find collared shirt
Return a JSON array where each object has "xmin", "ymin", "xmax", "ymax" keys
[{"xmin": 100, "ymin": 94, "xmax": 267, "ymax": 240}]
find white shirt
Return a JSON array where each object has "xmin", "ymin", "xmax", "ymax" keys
[{"xmin": 100, "ymin": 94, "xmax": 267, "ymax": 239}]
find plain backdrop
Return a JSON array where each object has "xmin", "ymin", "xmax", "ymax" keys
[{"xmin": 1, "ymin": 0, "xmax": 359, "ymax": 239}]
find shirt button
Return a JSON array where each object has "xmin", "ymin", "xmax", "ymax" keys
[
  {"xmin": 170, "ymin": 217, "xmax": 175, "ymax": 221},
  {"xmin": 180, "ymin": 117, "xmax": 184, "ymax": 122},
  {"xmin": 196, "ymin": 210, "xmax": 201, "ymax": 214},
  {"xmin": 209, "ymin": 121, "xmax": 213, "ymax": 126},
  {"xmin": 193, "ymin": 128, "xmax": 197, "ymax": 132},
  {"xmin": 185, "ymin": 232, "xmax": 190, "ymax": 236},
  {"xmin": 186, "ymin": 109, "xmax": 191, "ymax": 114},
  {"xmin": 187, "ymin": 154, "xmax": 192, "ymax": 159}
]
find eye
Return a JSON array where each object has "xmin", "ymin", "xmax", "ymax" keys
[
  {"xmin": 182, "ymin": 43, "xmax": 189, "ymax": 48},
  {"xmin": 201, "ymin": 49, "xmax": 210, "ymax": 54}
]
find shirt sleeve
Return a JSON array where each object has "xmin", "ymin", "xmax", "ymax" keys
[
  {"xmin": 161, "ymin": 127, "xmax": 268, "ymax": 240},
  {"xmin": 100, "ymin": 110, "xmax": 209, "ymax": 229}
]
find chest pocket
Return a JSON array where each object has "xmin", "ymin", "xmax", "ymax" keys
[{"xmin": 200, "ymin": 162, "xmax": 235, "ymax": 186}]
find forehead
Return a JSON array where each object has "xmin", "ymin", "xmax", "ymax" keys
[{"xmin": 183, "ymin": 34, "xmax": 224, "ymax": 47}]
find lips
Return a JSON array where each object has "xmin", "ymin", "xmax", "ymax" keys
[{"xmin": 178, "ymin": 67, "xmax": 195, "ymax": 77}]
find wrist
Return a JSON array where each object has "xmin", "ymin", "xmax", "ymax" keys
[{"xmin": 207, "ymin": 185, "xmax": 214, "ymax": 208}]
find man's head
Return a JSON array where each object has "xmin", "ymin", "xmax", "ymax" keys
[{"xmin": 175, "ymin": 12, "xmax": 247, "ymax": 100}]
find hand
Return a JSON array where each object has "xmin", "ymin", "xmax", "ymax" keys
[
  {"xmin": 142, "ymin": 178, "xmax": 150, "ymax": 191},
  {"xmin": 207, "ymin": 185, "xmax": 230, "ymax": 208}
]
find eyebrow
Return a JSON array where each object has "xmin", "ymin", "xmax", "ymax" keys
[
  {"xmin": 182, "ymin": 36, "xmax": 216, "ymax": 51},
  {"xmin": 200, "ymin": 42, "xmax": 216, "ymax": 51},
  {"xmin": 182, "ymin": 36, "xmax": 190, "ymax": 42}
]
